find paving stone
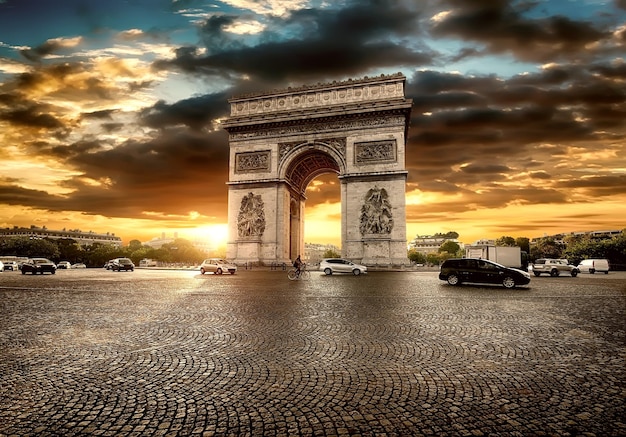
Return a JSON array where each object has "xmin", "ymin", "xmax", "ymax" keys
[{"xmin": 0, "ymin": 270, "xmax": 624, "ymax": 436}]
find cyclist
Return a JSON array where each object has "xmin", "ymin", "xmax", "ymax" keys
[{"xmin": 293, "ymin": 255, "xmax": 302, "ymax": 278}]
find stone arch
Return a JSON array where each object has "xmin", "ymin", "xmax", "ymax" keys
[
  {"xmin": 280, "ymin": 142, "xmax": 344, "ymax": 194},
  {"xmin": 223, "ymin": 73, "xmax": 412, "ymax": 266},
  {"xmin": 279, "ymin": 144, "xmax": 343, "ymax": 260}
]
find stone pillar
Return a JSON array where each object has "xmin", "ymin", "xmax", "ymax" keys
[{"xmin": 342, "ymin": 174, "xmax": 408, "ymax": 266}]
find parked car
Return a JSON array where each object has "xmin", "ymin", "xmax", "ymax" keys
[
  {"xmin": 319, "ymin": 258, "xmax": 368, "ymax": 276},
  {"xmin": 21, "ymin": 258, "xmax": 57, "ymax": 275},
  {"xmin": 530, "ymin": 258, "xmax": 578, "ymax": 277},
  {"xmin": 200, "ymin": 258, "xmax": 237, "ymax": 275},
  {"xmin": 2, "ymin": 260, "xmax": 19, "ymax": 271},
  {"xmin": 71, "ymin": 263, "xmax": 87, "ymax": 269},
  {"xmin": 0, "ymin": 260, "xmax": 3, "ymax": 272},
  {"xmin": 57, "ymin": 261, "xmax": 72, "ymax": 269},
  {"xmin": 576, "ymin": 259, "xmax": 610, "ymax": 274},
  {"xmin": 439, "ymin": 258, "xmax": 530, "ymax": 289},
  {"xmin": 110, "ymin": 258, "xmax": 134, "ymax": 271}
]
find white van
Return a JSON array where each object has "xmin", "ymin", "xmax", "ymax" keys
[
  {"xmin": 139, "ymin": 258, "xmax": 158, "ymax": 267},
  {"xmin": 576, "ymin": 259, "xmax": 610, "ymax": 274}
]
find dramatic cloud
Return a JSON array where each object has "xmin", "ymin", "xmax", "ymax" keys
[{"xmin": 155, "ymin": 0, "xmax": 432, "ymax": 81}]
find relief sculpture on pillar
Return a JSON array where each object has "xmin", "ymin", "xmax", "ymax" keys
[
  {"xmin": 237, "ymin": 192, "xmax": 266, "ymax": 237},
  {"xmin": 359, "ymin": 186, "xmax": 393, "ymax": 235}
]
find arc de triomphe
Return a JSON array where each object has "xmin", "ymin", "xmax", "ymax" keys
[{"xmin": 223, "ymin": 73, "xmax": 412, "ymax": 266}]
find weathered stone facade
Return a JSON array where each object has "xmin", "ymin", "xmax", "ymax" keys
[{"xmin": 223, "ymin": 73, "xmax": 412, "ymax": 266}]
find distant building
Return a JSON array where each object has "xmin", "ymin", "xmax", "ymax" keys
[
  {"xmin": 304, "ymin": 242, "xmax": 341, "ymax": 263},
  {"xmin": 142, "ymin": 232, "xmax": 179, "ymax": 249},
  {"xmin": 142, "ymin": 232, "xmax": 218, "ymax": 253},
  {"xmin": 408, "ymin": 234, "xmax": 462, "ymax": 255},
  {"xmin": 0, "ymin": 225, "xmax": 122, "ymax": 246},
  {"xmin": 472, "ymin": 239, "xmax": 496, "ymax": 246}
]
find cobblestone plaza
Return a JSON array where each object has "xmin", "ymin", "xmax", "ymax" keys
[{"xmin": 1, "ymin": 269, "xmax": 624, "ymax": 436}]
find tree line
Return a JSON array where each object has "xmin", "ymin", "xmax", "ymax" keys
[
  {"xmin": 531, "ymin": 232, "xmax": 626, "ymax": 270},
  {"xmin": 0, "ymin": 237, "xmax": 217, "ymax": 268},
  {"xmin": 3, "ymin": 230, "xmax": 625, "ymax": 270},
  {"xmin": 407, "ymin": 230, "xmax": 626, "ymax": 269}
]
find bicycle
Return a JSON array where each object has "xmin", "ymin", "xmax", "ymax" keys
[{"xmin": 288, "ymin": 263, "xmax": 311, "ymax": 280}]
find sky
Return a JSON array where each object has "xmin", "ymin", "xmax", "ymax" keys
[{"xmin": 0, "ymin": 0, "xmax": 625, "ymax": 248}]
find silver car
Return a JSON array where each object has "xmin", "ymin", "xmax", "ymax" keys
[
  {"xmin": 319, "ymin": 258, "xmax": 367, "ymax": 276},
  {"xmin": 200, "ymin": 259, "xmax": 237, "ymax": 275},
  {"xmin": 3, "ymin": 260, "xmax": 18, "ymax": 271},
  {"xmin": 530, "ymin": 258, "xmax": 578, "ymax": 277}
]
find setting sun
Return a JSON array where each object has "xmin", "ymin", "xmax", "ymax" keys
[{"xmin": 187, "ymin": 224, "xmax": 229, "ymax": 249}]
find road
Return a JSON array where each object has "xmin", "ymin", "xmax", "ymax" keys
[{"xmin": 1, "ymin": 268, "xmax": 624, "ymax": 436}]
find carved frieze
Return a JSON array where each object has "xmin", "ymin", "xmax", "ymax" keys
[
  {"xmin": 229, "ymin": 74, "xmax": 405, "ymax": 117},
  {"xmin": 237, "ymin": 192, "xmax": 266, "ymax": 238},
  {"xmin": 230, "ymin": 116, "xmax": 405, "ymax": 142},
  {"xmin": 359, "ymin": 186, "xmax": 393, "ymax": 235},
  {"xmin": 355, "ymin": 140, "xmax": 397, "ymax": 165},
  {"xmin": 235, "ymin": 151, "xmax": 271, "ymax": 173}
]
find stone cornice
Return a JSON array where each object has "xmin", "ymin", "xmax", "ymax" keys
[
  {"xmin": 230, "ymin": 114, "xmax": 407, "ymax": 143},
  {"xmin": 224, "ymin": 105, "xmax": 411, "ymax": 144},
  {"xmin": 226, "ymin": 74, "xmax": 411, "ymax": 121},
  {"xmin": 230, "ymin": 72, "xmax": 406, "ymax": 101},
  {"xmin": 223, "ymin": 98, "xmax": 411, "ymax": 131}
]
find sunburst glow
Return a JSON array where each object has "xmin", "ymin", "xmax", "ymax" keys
[{"xmin": 187, "ymin": 224, "xmax": 229, "ymax": 248}]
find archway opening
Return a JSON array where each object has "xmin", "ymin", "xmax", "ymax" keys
[
  {"xmin": 304, "ymin": 172, "xmax": 341, "ymax": 250},
  {"xmin": 284, "ymin": 149, "xmax": 341, "ymax": 261}
]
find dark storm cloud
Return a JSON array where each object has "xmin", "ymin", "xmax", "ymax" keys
[
  {"xmin": 460, "ymin": 164, "xmax": 511, "ymax": 174},
  {"xmin": 200, "ymin": 14, "xmax": 245, "ymax": 54},
  {"xmin": 154, "ymin": 0, "xmax": 432, "ymax": 81},
  {"xmin": 62, "ymin": 129, "xmax": 231, "ymax": 219},
  {"xmin": 139, "ymin": 92, "xmax": 229, "ymax": 130},
  {"xmin": 0, "ymin": 90, "xmax": 70, "ymax": 136},
  {"xmin": 405, "ymin": 185, "xmax": 570, "ymax": 220},
  {"xmin": 0, "ymin": 92, "xmax": 23, "ymax": 106},
  {"xmin": 556, "ymin": 175, "xmax": 626, "ymax": 196},
  {"xmin": 404, "ymin": 62, "xmax": 626, "ymax": 193},
  {"xmin": 0, "ymin": 104, "xmax": 65, "ymax": 129},
  {"xmin": 0, "ymin": 185, "xmax": 64, "ymax": 208},
  {"xmin": 101, "ymin": 123, "xmax": 124, "ymax": 133},
  {"xmin": 1, "ymin": 128, "xmax": 231, "ymax": 220},
  {"xmin": 81, "ymin": 109, "xmax": 117, "ymax": 120},
  {"xmin": 285, "ymin": 0, "xmax": 421, "ymax": 41},
  {"xmin": 0, "ymin": 50, "xmax": 232, "ymax": 222},
  {"xmin": 19, "ymin": 39, "xmax": 71, "ymax": 62},
  {"xmin": 12, "ymin": 62, "xmax": 121, "ymax": 103},
  {"xmin": 431, "ymin": 0, "xmax": 609, "ymax": 62},
  {"xmin": 529, "ymin": 171, "xmax": 551, "ymax": 180},
  {"xmin": 193, "ymin": 39, "xmax": 430, "ymax": 81},
  {"xmin": 16, "ymin": 63, "xmax": 80, "ymax": 87},
  {"xmin": 304, "ymin": 175, "xmax": 341, "ymax": 205},
  {"xmin": 408, "ymin": 180, "xmax": 464, "ymax": 194}
]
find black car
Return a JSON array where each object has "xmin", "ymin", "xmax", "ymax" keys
[
  {"xmin": 110, "ymin": 257, "xmax": 134, "ymax": 271},
  {"xmin": 21, "ymin": 258, "xmax": 57, "ymax": 275},
  {"xmin": 439, "ymin": 258, "xmax": 531, "ymax": 289}
]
